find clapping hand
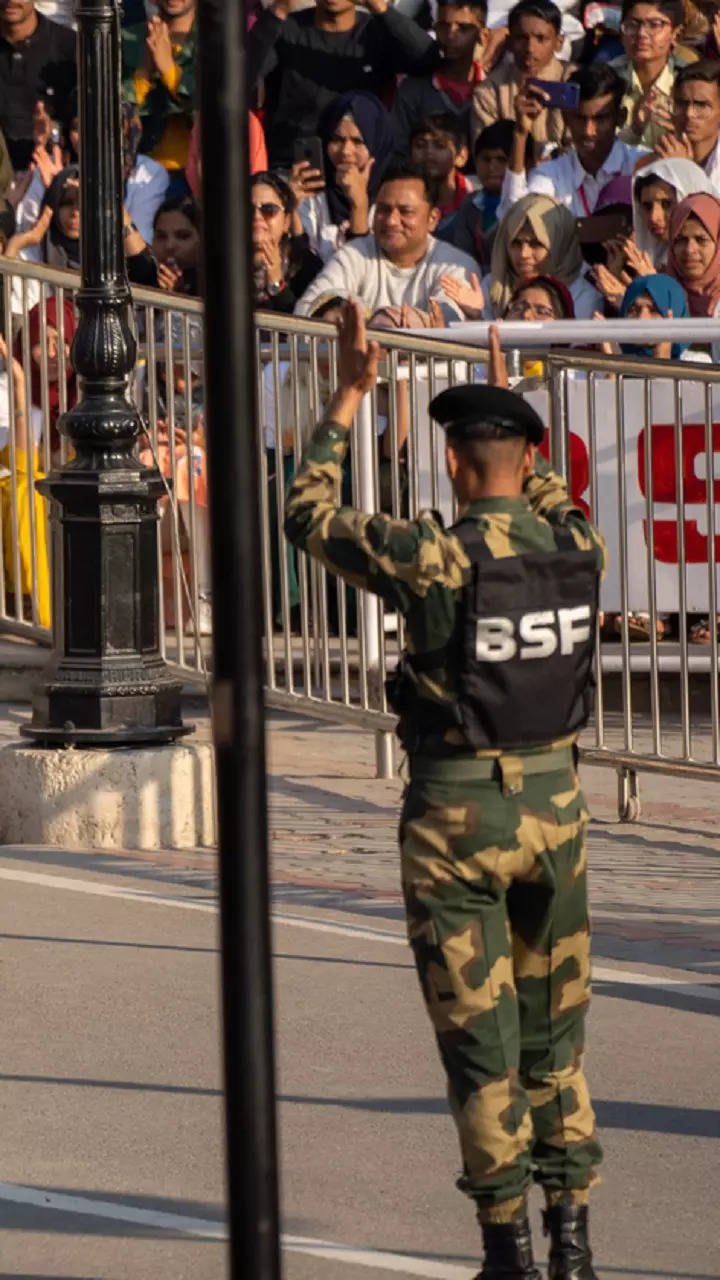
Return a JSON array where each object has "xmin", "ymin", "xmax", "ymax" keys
[
  {"xmin": 632, "ymin": 87, "xmax": 673, "ymax": 139},
  {"xmin": 440, "ymin": 271, "xmax": 485, "ymax": 319},
  {"xmin": 592, "ymin": 263, "xmax": 628, "ymax": 310},
  {"xmin": 25, "ymin": 205, "xmax": 53, "ymax": 246},
  {"xmin": 623, "ymin": 236, "xmax": 656, "ymax": 279},
  {"xmin": 145, "ymin": 15, "xmax": 175, "ymax": 78},
  {"xmin": 654, "ymin": 130, "xmax": 694, "ymax": 162},
  {"xmin": 32, "ymin": 142, "xmax": 63, "ymax": 189}
]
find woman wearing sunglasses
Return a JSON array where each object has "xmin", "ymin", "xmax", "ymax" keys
[{"xmin": 251, "ymin": 171, "xmax": 322, "ymax": 312}]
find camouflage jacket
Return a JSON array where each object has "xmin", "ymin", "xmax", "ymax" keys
[{"xmin": 284, "ymin": 417, "xmax": 608, "ymax": 755}]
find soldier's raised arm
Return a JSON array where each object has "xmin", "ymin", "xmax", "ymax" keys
[
  {"xmin": 283, "ymin": 300, "xmax": 468, "ymax": 611},
  {"xmin": 487, "ymin": 323, "xmax": 608, "ymax": 577}
]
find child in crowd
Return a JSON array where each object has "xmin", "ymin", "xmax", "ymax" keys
[
  {"xmin": 436, "ymin": 118, "xmax": 537, "ymax": 262},
  {"xmin": 472, "ymin": 0, "xmax": 571, "ymax": 148},
  {"xmin": 409, "ymin": 113, "xmax": 472, "ymax": 231},
  {"xmin": 611, "ymin": 0, "xmax": 690, "ymax": 148},
  {"xmin": 392, "ymin": 0, "xmax": 488, "ymax": 161}
]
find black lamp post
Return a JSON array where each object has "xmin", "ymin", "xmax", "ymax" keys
[{"xmin": 23, "ymin": 0, "xmax": 186, "ymax": 745}]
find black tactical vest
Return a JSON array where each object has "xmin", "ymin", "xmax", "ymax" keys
[{"xmin": 388, "ymin": 519, "xmax": 599, "ymax": 753}]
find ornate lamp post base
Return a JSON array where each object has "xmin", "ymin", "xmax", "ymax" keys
[{"xmin": 23, "ymin": 462, "xmax": 189, "ymax": 747}]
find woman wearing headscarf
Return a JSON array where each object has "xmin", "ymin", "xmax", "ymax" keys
[
  {"xmin": 632, "ymin": 158, "xmax": 715, "ymax": 270},
  {"xmin": 667, "ymin": 193, "xmax": 720, "ymax": 324},
  {"xmin": 488, "ymin": 195, "xmax": 601, "ymax": 319},
  {"xmin": 289, "ymin": 91, "xmax": 396, "ymax": 264},
  {"xmin": 39, "ymin": 165, "xmax": 81, "ymax": 270},
  {"xmin": 618, "ymin": 273, "xmax": 697, "ymax": 359},
  {"xmin": 6, "ymin": 166, "xmax": 81, "ymax": 272},
  {"xmin": 440, "ymin": 194, "xmax": 601, "ymax": 320}
]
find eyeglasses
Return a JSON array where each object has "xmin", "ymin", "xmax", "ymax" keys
[
  {"xmin": 252, "ymin": 201, "xmax": 283, "ymax": 218},
  {"xmin": 506, "ymin": 299, "xmax": 557, "ymax": 319},
  {"xmin": 621, "ymin": 17, "xmax": 672, "ymax": 33}
]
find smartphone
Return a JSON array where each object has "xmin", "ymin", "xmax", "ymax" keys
[
  {"xmin": 292, "ymin": 135, "xmax": 325, "ymax": 182},
  {"xmin": 526, "ymin": 78, "xmax": 581, "ymax": 111}
]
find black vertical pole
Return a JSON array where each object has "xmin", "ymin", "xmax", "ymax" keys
[{"xmin": 197, "ymin": 3, "xmax": 281, "ymax": 1279}]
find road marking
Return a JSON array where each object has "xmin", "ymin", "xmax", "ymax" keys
[
  {"xmin": 284, "ymin": 1234, "xmax": 470, "ymax": 1277},
  {"xmin": 2, "ymin": 866, "xmax": 719, "ymax": 1002},
  {"xmin": 0, "ymin": 1182, "xmax": 470, "ymax": 1278},
  {"xmin": 273, "ymin": 911, "xmax": 406, "ymax": 945},
  {"xmin": 0, "ymin": 867, "xmax": 215, "ymax": 913}
]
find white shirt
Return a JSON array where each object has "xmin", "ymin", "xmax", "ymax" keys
[
  {"xmin": 499, "ymin": 139, "xmax": 649, "ymax": 221},
  {"xmin": 125, "ymin": 154, "xmax": 170, "ymax": 244},
  {"xmin": 0, "ymin": 373, "xmax": 43, "ymax": 451},
  {"xmin": 294, "ymin": 233, "xmax": 479, "ymax": 320},
  {"xmin": 700, "ymin": 138, "xmax": 720, "ymax": 193},
  {"xmin": 300, "ymin": 192, "xmax": 376, "ymax": 265}
]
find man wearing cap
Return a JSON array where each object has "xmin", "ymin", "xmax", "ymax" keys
[{"xmin": 284, "ymin": 301, "xmax": 605, "ymax": 1280}]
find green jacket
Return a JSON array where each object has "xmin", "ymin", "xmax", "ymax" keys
[
  {"xmin": 121, "ymin": 21, "xmax": 197, "ymax": 157},
  {"xmin": 284, "ymin": 415, "xmax": 607, "ymax": 753}
]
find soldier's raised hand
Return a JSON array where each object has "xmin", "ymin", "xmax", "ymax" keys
[
  {"xmin": 336, "ymin": 299, "xmax": 381, "ymax": 398},
  {"xmin": 487, "ymin": 324, "xmax": 509, "ymax": 389}
]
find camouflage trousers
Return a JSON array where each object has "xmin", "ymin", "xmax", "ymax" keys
[{"xmin": 399, "ymin": 748, "xmax": 603, "ymax": 1211}]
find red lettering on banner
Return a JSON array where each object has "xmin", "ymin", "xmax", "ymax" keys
[
  {"xmin": 539, "ymin": 433, "xmax": 590, "ymax": 517},
  {"xmin": 637, "ymin": 423, "xmax": 720, "ymax": 563}
]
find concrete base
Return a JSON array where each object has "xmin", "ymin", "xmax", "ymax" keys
[{"xmin": 0, "ymin": 740, "xmax": 216, "ymax": 851}]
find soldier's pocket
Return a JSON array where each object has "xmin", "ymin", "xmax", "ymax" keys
[{"xmin": 549, "ymin": 775, "xmax": 590, "ymax": 881}]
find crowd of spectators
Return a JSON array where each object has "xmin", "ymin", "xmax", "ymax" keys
[{"xmin": 2, "ymin": 0, "xmax": 720, "ymax": 637}]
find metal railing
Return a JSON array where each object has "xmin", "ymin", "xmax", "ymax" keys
[{"xmin": 3, "ymin": 253, "xmax": 720, "ymax": 814}]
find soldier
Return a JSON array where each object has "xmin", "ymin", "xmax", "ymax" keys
[{"xmin": 284, "ymin": 300, "xmax": 605, "ymax": 1280}]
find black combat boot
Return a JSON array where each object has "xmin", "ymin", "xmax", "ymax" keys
[
  {"xmin": 473, "ymin": 1217, "xmax": 543, "ymax": 1279},
  {"xmin": 543, "ymin": 1205, "xmax": 598, "ymax": 1280}
]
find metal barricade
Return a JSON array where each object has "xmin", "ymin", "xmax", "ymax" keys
[
  {"xmin": 543, "ymin": 348, "xmax": 720, "ymax": 818},
  {"xmin": 255, "ymin": 311, "xmax": 488, "ymax": 776},
  {"xmin": 0, "ymin": 255, "xmax": 210, "ymax": 691},
  {"xmin": 4, "ymin": 251, "xmax": 720, "ymax": 806}
]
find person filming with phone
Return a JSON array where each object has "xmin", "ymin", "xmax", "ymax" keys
[
  {"xmin": 289, "ymin": 91, "xmax": 395, "ymax": 264},
  {"xmin": 472, "ymin": 0, "xmax": 571, "ymax": 149},
  {"xmin": 499, "ymin": 62, "xmax": 649, "ymax": 240}
]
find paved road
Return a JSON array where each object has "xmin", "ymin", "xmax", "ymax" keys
[
  {"xmin": 1, "ymin": 834, "xmax": 719, "ymax": 1279},
  {"xmin": 1, "ymin": 709, "xmax": 719, "ymax": 1278}
]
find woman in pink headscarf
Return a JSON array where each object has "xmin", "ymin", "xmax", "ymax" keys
[
  {"xmin": 667, "ymin": 193, "xmax": 720, "ymax": 644},
  {"xmin": 667, "ymin": 193, "xmax": 720, "ymax": 319}
]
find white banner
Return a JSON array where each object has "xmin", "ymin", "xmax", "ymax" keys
[{"xmin": 412, "ymin": 373, "xmax": 720, "ymax": 613}]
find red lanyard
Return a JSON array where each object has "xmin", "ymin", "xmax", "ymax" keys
[{"xmin": 578, "ymin": 182, "xmax": 592, "ymax": 216}]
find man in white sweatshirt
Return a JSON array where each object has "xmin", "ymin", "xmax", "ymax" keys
[{"xmin": 295, "ymin": 162, "xmax": 479, "ymax": 322}]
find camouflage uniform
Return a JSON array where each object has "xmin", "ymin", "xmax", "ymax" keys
[{"xmin": 284, "ymin": 417, "xmax": 606, "ymax": 1221}]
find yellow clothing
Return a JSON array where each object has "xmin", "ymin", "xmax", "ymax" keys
[
  {"xmin": 0, "ymin": 446, "xmax": 51, "ymax": 628},
  {"xmin": 133, "ymin": 61, "xmax": 190, "ymax": 170},
  {"xmin": 615, "ymin": 56, "xmax": 682, "ymax": 149}
]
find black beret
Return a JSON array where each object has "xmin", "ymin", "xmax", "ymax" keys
[{"xmin": 429, "ymin": 384, "xmax": 545, "ymax": 446}]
